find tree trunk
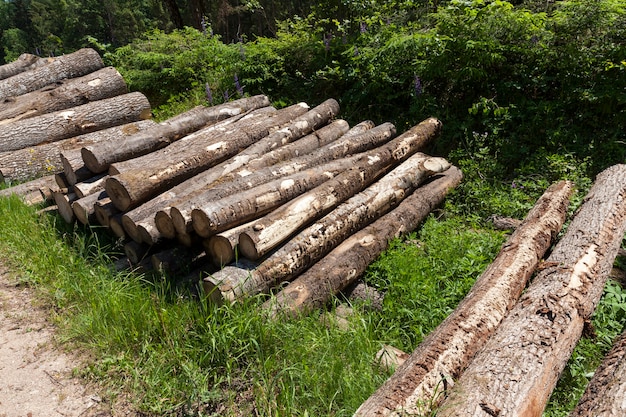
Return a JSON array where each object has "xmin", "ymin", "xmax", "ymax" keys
[
  {"xmin": 0, "ymin": 92, "xmax": 151, "ymax": 152},
  {"xmin": 163, "ymin": 0, "xmax": 184, "ymax": 29},
  {"xmin": 206, "ymin": 153, "xmax": 449, "ymax": 303},
  {"xmin": 569, "ymin": 328, "xmax": 626, "ymax": 416},
  {"xmin": 436, "ymin": 164, "xmax": 626, "ymax": 417},
  {"xmin": 203, "ymin": 220, "xmax": 256, "ymax": 267},
  {"xmin": 0, "ymin": 67, "xmax": 127, "ymax": 125},
  {"xmin": 0, "ymin": 120, "xmax": 155, "ymax": 183},
  {"xmin": 0, "ymin": 53, "xmax": 48, "ymax": 80},
  {"xmin": 166, "ymin": 122, "xmax": 397, "ymax": 238},
  {"xmin": 105, "ymin": 103, "xmax": 309, "ymax": 211},
  {"xmin": 81, "ymin": 95, "xmax": 272, "ymax": 173},
  {"xmin": 237, "ymin": 118, "xmax": 442, "ymax": 260},
  {"xmin": 346, "ymin": 179, "xmax": 572, "ymax": 416},
  {"xmin": 0, "ymin": 48, "xmax": 104, "ymax": 100},
  {"xmin": 0, "ymin": 174, "xmax": 59, "ymax": 204}
]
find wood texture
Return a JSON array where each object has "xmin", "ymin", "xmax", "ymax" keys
[{"xmin": 0, "ymin": 53, "xmax": 48, "ymax": 80}]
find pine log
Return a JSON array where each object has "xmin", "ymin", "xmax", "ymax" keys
[
  {"xmin": 82, "ymin": 95, "xmax": 272, "ymax": 173},
  {"xmin": 0, "ymin": 53, "xmax": 49, "ymax": 80},
  {"xmin": 0, "ymin": 92, "xmax": 151, "ymax": 152},
  {"xmin": 203, "ymin": 221, "xmax": 256, "ymax": 267},
  {"xmin": 0, "ymin": 48, "xmax": 104, "ymax": 100},
  {"xmin": 569, "ymin": 328, "xmax": 626, "ymax": 416},
  {"xmin": 105, "ymin": 103, "xmax": 308, "ymax": 211},
  {"xmin": 205, "ymin": 153, "xmax": 450, "ymax": 303},
  {"xmin": 321, "ymin": 177, "xmax": 568, "ymax": 416},
  {"xmin": 436, "ymin": 164, "xmax": 626, "ymax": 417},
  {"xmin": 0, "ymin": 67, "xmax": 127, "ymax": 125},
  {"xmin": 166, "ymin": 123, "xmax": 398, "ymax": 238},
  {"xmin": 237, "ymin": 118, "xmax": 442, "ymax": 260},
  {"xmin": 0, "ymin": 174, "xmax": 58, "ymax": 204},
  {"xmin": 0, "ymin": 120, "xmax": 155, "ymax": 184}
]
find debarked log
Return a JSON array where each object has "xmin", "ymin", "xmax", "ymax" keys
[
  {"xmin": 0, "ymin": 120, "xmax": 155, "ymax": 184},
  {"xmin": 352, "ymin": 179, "xmax": 573, "ymax": 417},
  {"xmin": 436, "ymin": 164, "xmax": 626, "ymax": 417},
  {"xmin": 205, "ymin": 152, "xmax": 450, "ymax": 303},
  {"xmin": 0, "ymin": 92, "xmax": 151, "ymax": 152},
  {"xmin": 238, "ymin": 118, "xmax": 443, "ymax": 260},
  {"xmin": 105, "ymin": 103, "xmax": 309, "ymax": 211},
  {"xmin": 0, "ymin": 48, "xmax": 104, "ymax": 100},
  {"xmin": 82, "ymin": 95, "xmax": 271, "ymax": 173},
  {"xmin": 0, "ymin": 66, "xmax": 127, "ymax": 124},
  {"xmin": 569, "ymin": 328, "xmax": 626, "ymax": 416}
]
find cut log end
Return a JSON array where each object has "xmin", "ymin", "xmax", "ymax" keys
[
  {"xmin": 105, "ymin": 176, "xmax": 132, "ymax": 211},
  {"xmin": 80, "ymin": 147, "xmax": 106, "ymax": 174},
  {"xmin": 205, "ymin": 235, "xmax": 236, "ymax": 267},
  {"xmin": 238, "ymin": 232, "xmax": 260, "ymax": 260},
  {"xmin": 155, "ymin": 210, "xmax": 177, "ymax": 240}
]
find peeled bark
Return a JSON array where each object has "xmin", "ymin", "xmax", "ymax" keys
[
  {"xmin": 0, "ymin": 120, "xmax": 155, "ymax": 183},
  {"xmin": 82, "ymin": 95, "xmax": 272, "ymax": 173},
  {"xmin": 436, "ymin": 164, "xmax": 626, "ymax": 417},
  {"xmin": 348, "ymin": 179, "xmax": 574, "ymax": 416},
  {"xmin": 0, "ymin": 67, "xmax": 127, "ymax": 124},
  {"xmin": 0, "ymin": 53, "xmax": 48, "ymax": 80},
  {"xmin": 0, "ymin": 92, "xmax": 151, "ymax": 152},
  {"xmin": 105, "ymin": 103, "xmax": 309, "ymax": 211},
  {"xmin": 167, "ymin": 123, "xmax": 397, "ymax": 238},
  {"xmin": 238, "ymin": 118, "xmax": 442, "ymax": 260},
  {"xmin": 569, "ymin": 329, "xmax": 626, "ymax": 416},
  {"xmin": 206, "ymin": 152, "xmax": 449, "ymax": 303},
  {"xmin": 0, "ymin": 48, "xmax": 104, "ymax": 100}
]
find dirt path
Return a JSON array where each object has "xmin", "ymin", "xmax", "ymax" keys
[{"xmin": 0, "ymin": 264, "xmax": 124, "ymax": 417}]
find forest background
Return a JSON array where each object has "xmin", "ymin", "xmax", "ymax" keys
[{"xmin": 1, "ymin": 0, "xmax": 626, "ymax": 415}]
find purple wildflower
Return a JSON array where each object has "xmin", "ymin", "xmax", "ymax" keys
[
  {"xmin": 234, "ymin": 74, "xmax": 244, "ymax": 97},
  {"xmin": 205, "ymin": 82, "xmax": 213, "ymax": 105},
  {"xmin": 360, "ymin": 22, "xmax": 367, "ymax": 34},
  {"xmin": 414, "ymin": 75, "xmax": 423, "ymax": 96}
]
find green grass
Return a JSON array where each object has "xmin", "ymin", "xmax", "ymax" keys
[{"xmin": 0, "ymin": 191, "xmax": 624, "ymax": 416}]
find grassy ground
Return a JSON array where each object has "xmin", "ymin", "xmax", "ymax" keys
[{"xmin": 0, "ymin": 189, "xmax": 624, "ymax": 416}]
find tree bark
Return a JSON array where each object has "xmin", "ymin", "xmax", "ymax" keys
[
  {"xmin": 237, "ymin": 118, "xmax": 442, "ymax": 260},
  {"xmin": 81, "ymin": 95, "xmax": 271, "ymax": 173},
  {"xmin": 0, "ymin": 174, "xmax": 59, "ymax": 204},
  {"xmin": 0, "ymin": 92, "xmax": 151, "ymax": 152},
  {"xmin": 345, "ymin": 179, "xmax": 573, "ymax": 416},
  {"xmin": 206, "ymin": 153, "xmax": 449, "ymax": 303},
  {"xmin": 73, "ymin": 174, "xmax": 107, "ymax": 198},
  {"xmin": 166, "ymin": 122, "xmax": 397, "ymax": 238},
  {"xmin": 569, "ymin": 328, "xmax": 626, "ymax": 416},
  {"xmin": 105, "ymin": 103, "xmax": 309, "ymax": 211},
  {"xmin": 0, "ymin": 120, "xmax": 155, "ymax": 183},
  {"xmin": 93, "ymin": 195, "xmax": 117, "ymax": 227},
  {"xmin": 0, "ymin": 48, "xmax": 104, "ymax": 100},
  {"xmin": 436, "ymin": 164, "xmax": 626, "ymax": 417},
  {"xmin": 0, "ymin": 53, "xmax": 49, "ymax": 81},
  {"xmin": 0, "ymin": 67, "xmax": 127, "ymax": 125}
]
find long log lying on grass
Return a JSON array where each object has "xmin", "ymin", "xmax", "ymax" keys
[
  {"xmin": 569, "ymin": 328, "xmax": 626, "ymax": 416},
  {"xmin": 0, "ymin": 92, "xmax": 151, "ymax": 152},
  {"xmin": 0, "ymin": 53, "xmax": 48, "ymax": 80},
  {"xmin": 167, "ymin": 122, "xmax": 397, "ymax": 238},
  {"xmin": 0, "ymin": 67, "xmax": 127, "ymax": 125},
  {"xmin": 237, "ymin": 118, "xmax": 442, "ymax": 260},
  {"xmin": 352, "ymin": 179, "xmax": 574, "ymax": 416},
  {"xmin": 106, "ymin": 103, "xmax": 309, "ymax": 211},
  {"xmin": 265, "ymin": 166, "xmax": 464, "ymax": 317},
  {"xmin": 0, "ymin": 48, "xmax": 104, "ymax": 100},
  {"xmin": 205, "ymin": 153, "xmax": 449, "ymax": 303},
  {"xmin": 82, "ymin": 95, "xmax": 271, "ymax": 173},
  {"xmin": 436, "ymin": 164, "xmax": 626, "ymax": 417},
  {"xmin": 0, "ymin": 174, "xmax": 59, "ymax": 205},
  {"xmin": 0, "ymin": 120, "xmax": 155, "ymax": 183}
]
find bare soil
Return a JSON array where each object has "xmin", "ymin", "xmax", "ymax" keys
[{"xmin": 0, "ymin": 263, "xmax": 132, "ymax": 417}]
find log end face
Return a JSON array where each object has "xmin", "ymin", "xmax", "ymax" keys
[
  {"xmin": 206, "ymin": 236, "xmax": 235, "ymax": 267},
  {"xmin": 105, "ymin": 176, "xmax": 132, "ymax": 211},
  {"xmin": 155, "ymin": 210, "xmax": 177, "ymax": 240},
  {"xmin": 81, "ymin": 147, "xmax": 107, "ymax": 174},
  {"xmin": 238, "ymin": 232, "xmax": 261, "ymax": 260}
]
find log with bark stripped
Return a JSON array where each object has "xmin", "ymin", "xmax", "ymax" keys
[
  {"xmin": 569, "ymin": 328, "xmax": 626, "ymax": 416},
  {"xmin": 349, "ymin": 179, "xmax": 573, "ymax": 416},
  {"xmin": 0, "ymin": 48, "xmax": 104, "ymax": 100},
  {"xmin": 165, "ymin": 122, "xmax": 397, "ymax": 238},
  {"xmin": 0, "ymin": 92, "xmax": 151, "ymax": 152},
  {"xmin": 0, "ymin": 67, "xmax": 127, "ymax": 125},
  {"xmin": 436, "ymin": 164, "xmax": 626, "ymax": 417},
  {"xmin": 204, "ymin": 152, "xmax": 449, "ymax": 303},
  {"xmin": 0, "ymin": 53, "xmax": 49, "ymax": 80},
  {"xmin": 105, "ymin": 103, "xmax": 309, "ymax": 211},
  {"xmin": 237, "ymin": 118, "xmax": 442, "ymax": 260},
  {"xmin": 82, "ymin": 95, "xmax": 271, "ymax": 173},
  {"xmin": 0, "ymin": 120, "xmax": 155, "ymax": 183}
]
